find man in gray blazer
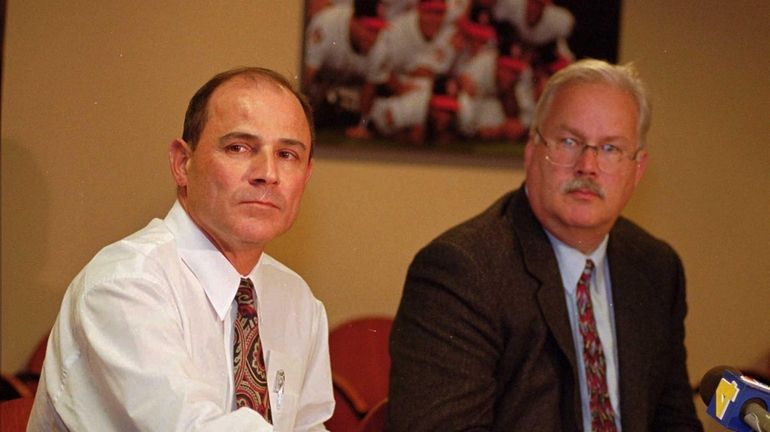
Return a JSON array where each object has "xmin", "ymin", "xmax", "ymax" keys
[{"xmin": 387, "ymin": 59, "xmax": 703, "ymax": 431}]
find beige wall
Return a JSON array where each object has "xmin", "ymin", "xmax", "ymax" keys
[{"xmin": 2, "ymin": 0, "xmax": 768, "ymax": 427}]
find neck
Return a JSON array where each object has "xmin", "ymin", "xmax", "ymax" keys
[
  {"xmin": 224, "ymin": 250, "xmax": 263, "ymax": 276},
  {"xmin": 178, "ymin": 195, "xmax": 264, "ymax": 275},
  {"xmin": 546, "ymin": 225, "xmax": 609, "ymax": 255}
]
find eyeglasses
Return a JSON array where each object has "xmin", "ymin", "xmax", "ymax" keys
[{"xmin": 535, "ymin": 129, "xmax": 642, "ymax": 174}]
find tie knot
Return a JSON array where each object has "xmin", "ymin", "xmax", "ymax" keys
[
  {"xmin": 236, "ymin": 278, "xmax": 257, "ymax": 317},
  {"xmin": 583, "ymin": 259, "xmax": 595, "ymax": 275}
]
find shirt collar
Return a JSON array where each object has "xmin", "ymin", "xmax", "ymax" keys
[
  {"xmin": 164, "ymin": 201, "xmax": 261, "ymax": 321},
  {"xmin": 545, "ymin": 230, "xmax": 608, "ymax": 295}
]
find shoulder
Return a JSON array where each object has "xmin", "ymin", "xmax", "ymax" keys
[
  {"xmin": 429, "ymin": 191, "xmax": 518, "ymax": 250},
  {"xmin": 411, "ymin": 190, "xmax": 524, "ymax": 278},
  {"xmin": 611, "ymin": 217, "xmax": 679, "ymax": 259},
  {"xmin": 256, "ymin": 254, "xmax": 328, "ymax": 346},
  {"xmin": 56, "ymin": 216, "xmax": 198, "ymax": 323},
  {"xmin": 260, "ymin": 253, "xmax": 306, "ymax": 283},
  {"xmin": 57, "ymin": 217, "xmax": 189, "ymax": 338},
  {"xmin": 259, "ymin": 253, "xmax": 320, "ymax": 306},
  {"xmin": 81, "ymin": 218, "xmax": 181, "ymax": 288},
  {"xmin": 609, "ymin": 217, "xmax": 683, "ymax": 278}
]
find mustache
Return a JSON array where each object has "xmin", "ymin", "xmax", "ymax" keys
[{"xmin": 561, "ymin": 178, "xmax": 606, "ymax": 199}]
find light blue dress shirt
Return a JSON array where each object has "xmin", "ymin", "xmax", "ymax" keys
[{"xmin": 546, "ymin": 231, "xmax": 623, "ymax": 431}]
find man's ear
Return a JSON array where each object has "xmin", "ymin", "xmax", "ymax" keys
[
  {"xmin": 169, "ymin": 138, "xmax": 193, "ymax": 187},
  {"xmin": 304, "ymin": 158, "xmax": 314, "ymax": 186},
  {"xmin": 523, "ymin": 131, "xmax": 536, "ymax": 170},
  {"xmin": 633, "ymin": 148, "xmax": 649, "ymax": 187}
]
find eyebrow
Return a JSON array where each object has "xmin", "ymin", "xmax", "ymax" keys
[
  {"xmin": 556, "ymin": 126, "xmax": 632, "ymax": 145},
  {"xmin": 219, "ymin": 131, "xmax": 309, "ymax": 152}
]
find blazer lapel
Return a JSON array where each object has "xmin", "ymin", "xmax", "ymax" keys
[
  {"xmin": 509, "ymin": 189, "xmax": 578, "ymax": 373},
  {"xmin": 607, "ymin": 233, "xmax": 654, "ymax": 430}
]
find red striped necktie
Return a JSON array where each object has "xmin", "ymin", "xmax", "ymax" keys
[{"xmin": 576, "ymin": 259, "xmax": 617, "ymax": 431}]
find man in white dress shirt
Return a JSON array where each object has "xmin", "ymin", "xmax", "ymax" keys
[{"xmin": 28, "ymin": 67, "xmax": 334, "ymax": 431}]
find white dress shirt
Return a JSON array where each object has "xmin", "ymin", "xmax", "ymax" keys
[
  {"xmin": 546, "ymin": 232, "xmax": 623, "ymax": 431},
  {"xmin": 28, "ymin": 202, "xmax": 334, "ymax": 432}
]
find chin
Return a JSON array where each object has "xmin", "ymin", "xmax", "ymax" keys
[
  {"xmin": 561, "ymin": 209, "xmax": 609, "ymax": 229},
  {"xmin": 241, "ymin": 225, "xmax": 290, "ymax": 244}
]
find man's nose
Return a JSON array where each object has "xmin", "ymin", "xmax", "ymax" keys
[
  {"xmin": 251, "ymin": 151, "xmax": 278, "ymax": 184},
  {"xmin": 574, "ymin": 144, "xmax": 600, "ymax": 175}
]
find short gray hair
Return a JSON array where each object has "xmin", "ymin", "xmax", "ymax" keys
[{"xmin": 531, "ymin": 59, "xmax": 651, "ymax": 147}]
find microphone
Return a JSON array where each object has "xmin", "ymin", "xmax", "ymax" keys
[{"xmin": 699, "ymin": 366, "xmax": 770, "ymax": 432}]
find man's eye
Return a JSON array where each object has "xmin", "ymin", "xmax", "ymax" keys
[
  {"xmin": 559, "ymin": 137, "xmax": 580, "ymax": 149},
  {"xmin": 600, "ymin": 144, "xmax": 622, "ymax": 155},
  {"xmin": 278, "ymin": 150, "xmax": 298, "ymax": 160},
  {"xmin": 226, "ymin": 144, "xmax": 249, "ymax": 153}
]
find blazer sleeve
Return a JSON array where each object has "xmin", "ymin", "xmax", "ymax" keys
[
  {"xmin": 386, "ymin": 238, "xmax": 502, "ymax": 432},
  {"xmin": 650, "ymin": 254, "xmax": 703, "ymax": 431}
]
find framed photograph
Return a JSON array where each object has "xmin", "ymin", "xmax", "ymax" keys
[{"xmin": 301, "ymin": 0, "xmax": 621, "ymax": 162}]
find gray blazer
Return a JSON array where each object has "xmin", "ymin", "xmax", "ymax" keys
[{"xmin": 386, "ymin": 187, "xmax": 702, "ymax": 431}]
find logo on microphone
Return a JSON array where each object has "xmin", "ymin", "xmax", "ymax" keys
[{"xmin": 715, "ymin": 378, "xmax": 740, "ymax": 419}]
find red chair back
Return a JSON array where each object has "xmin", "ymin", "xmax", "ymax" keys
[
  {"xmin": 0, "ymin": 397, "xmax": 34, "ymax": 432},
  {"xmin": 358, "ymin": 398, "xmax": 388, "ymax": 432},
  {"xmin": 26, "ymin": 335, "xmax": 49, "ymax": 375},
  {"xmin": 328, "ymin": 317, "xmax": 392, "ymax": 412},
  {"xmin": 325, "ymin": 384, "xmax": 363, "ymax": 432},
  {"xmin": 325, "ymin": 317, "xmax": 392, "ymax": 431}
]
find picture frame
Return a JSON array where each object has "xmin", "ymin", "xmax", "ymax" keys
[{"xmin": 300, "ymin": 0, "xmax": 621, "ymax": 163}]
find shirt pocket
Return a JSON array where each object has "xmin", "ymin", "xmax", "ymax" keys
[{"xmin": 266, "ymin": 349, "xmax": 303, "ymax": 432}]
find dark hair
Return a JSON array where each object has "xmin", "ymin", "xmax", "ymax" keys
[{"xmin": 182, "ymin": 66, "xmax": 315, "ymax": 157}]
